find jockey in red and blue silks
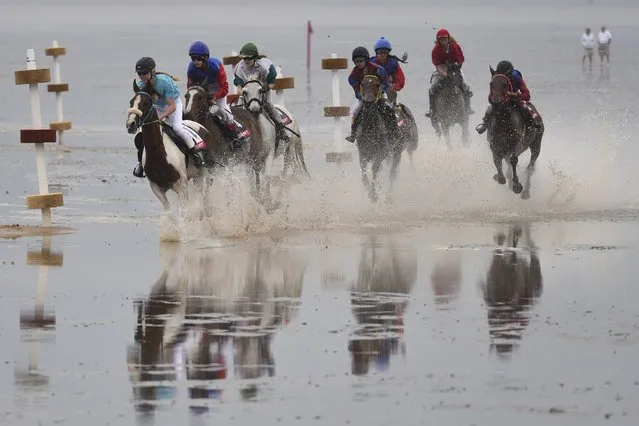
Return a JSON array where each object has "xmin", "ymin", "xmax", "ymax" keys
[
  {"xmin": 476, "ymin": 60, "xmax": 542, "ymax": 135},
  {"xmin": 370, "ymin": 37, "xmax": 406, "ymax": 104},
  {"xmin": 345, "ymin": 46, "xmax": 396, "ymax": 142},
  {"xmin": 186, "ymin": 41, "xmax": 245, "ymax": 147}
]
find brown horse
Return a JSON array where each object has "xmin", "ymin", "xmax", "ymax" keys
[
  {"xmin": 429, "ymin": 63, "xmax": 471, "ymax": 147},
  {"xmin": 482, "ymin": 71, "xmax": 544, "ymax": 199},
  {"xmin": 126, "ymin": 81, "xmax": 219, "ymax": 211},
  {"xmin": 479, "ymin": 223, "xmax": 543, "ymax": 361},
  {"xmin": 355, "ymin": 75, "xmax": 408, "ymax": 202}
]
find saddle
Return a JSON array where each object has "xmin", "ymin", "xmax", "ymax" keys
[
  {"xmin": 161, "ymin": 122, "xmax": 204, "ymax": 156},
  {"xmin": 274, "ymin": 105, "xmax": 293, "ymax": 125}
]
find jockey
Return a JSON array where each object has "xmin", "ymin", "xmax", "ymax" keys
[
  {"xmin": 425, "ymin": 29, "xmax": 474, "ymax": 118},
  {"xmin": 370, "ymin": 37, "xmax": 406, "ymax": 104},
  {"xmin": 476, "ymin": 60, "xmax": 542, "ymax": 135},
  {"xmin": 232, "ymin": 42, "xmax": 290, "ymax": 145},
  {"xmin": 345, "ymin": 46, "xmax": 397, "ymax": 143},
  {"xmin": 133, "ymin": 56, "xmax": 206, "ymax": 178},
  {"xmin": 186, "ymin": 41, "xmax": 246, "ymax": 150}
]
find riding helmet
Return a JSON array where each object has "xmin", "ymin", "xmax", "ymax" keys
[
  {"xmin": 496, "ymin": 60, "xmax": 514, "ymax": 75},
  {"xmin": 436, "ymin": 29, "xmax": 450, "ymax": 39},
  {"xmin": 374, "ymin": 37, "xmax": 392, "ymax": 52},
  {"xmin": 135, "ymin": 57, "xmax": 156, "ymax": 73},
  {"xmin": 189, "ymin": 41, "xmax": 210, "ymax": 58},
  {"xmin": 352, "ymin": 46, "xmax": 370, "ymax": 62},
  {"xmin": 239, "ymin": 42, "xmax": 259, "ymax": 59}
]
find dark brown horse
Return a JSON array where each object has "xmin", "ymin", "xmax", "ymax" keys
[
  {"xmin": 355, "ymin": 75, "xmax": 409, "ymax": 202},
  {"xmin": 479, "ymin": 223, "xmax": 543, "ymax": 361},
  {"xmin": 483, "ymin": 71, "xmax": 544, "ymax": 199},
  {"xmin": 430, "ymin": 63, "xmax": 470, "ymax": 147},
  {"xmin": 126, "ymin": 81, "xmax": 219, "ymax": 211}
]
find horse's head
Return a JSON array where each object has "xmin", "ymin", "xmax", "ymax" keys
[
  {"xmin": 184, "ymin": 84, "xmax": 209, "ymax": 121},
  {"xmin": 445, "ymin": 63, "xmax": 464, "ymax": 89},
  {"xmin": 489, "ymin": 67, "xmax": 513, "ymax": 105},
  {"xmin": 126, "ymin": 79, "xmax": 155, "ymax": 134},
  {"xmin": 360, "ymin": 75, "xmax": 382, "ymax": 103},
  {"xmin": 241, "ymin": 77, "xmax": 268, "ymax": 113}
]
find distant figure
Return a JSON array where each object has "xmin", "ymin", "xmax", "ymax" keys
[
  {"xmin": 597, "ymin": 25, "xmax": 612, "ymax": 66},
  {"xmin": 581, "ymin": 27, "xmax": 596, "ymax": 71}
]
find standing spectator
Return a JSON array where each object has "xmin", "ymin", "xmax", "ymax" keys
[
  {"xmin": 581, "ymin": 27, "xmax": 596, "ymax": 72},
  {"xmin": 597, "ymin": 25, "xmax": 612, "ymax": 66}
]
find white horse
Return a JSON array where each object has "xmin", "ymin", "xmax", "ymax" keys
[{"xmin": 239, "ymin": 77, "xmax": 310, "ymax": 207}]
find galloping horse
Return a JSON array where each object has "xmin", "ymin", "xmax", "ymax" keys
[
  {"xmin": 183, "ymin": 84, "xmax": 255, "ymax": 167},
  {"xmin": 430, "ymin": 63, "xmax": 470, "ymax": 147},
  {"xmin": 126, "ymin": 81, "xmax": 218, "ymax": 211},
  {"xmin": 239, "ymin": 77, "xmax": 310, "ymax": 205},
  {"xmin": 483, "ymin": 70, "xmax": 544, "ymax": 199},
  {"xmin": 354, "ymin": 75, "xmax": 409, "ymax": 202}
]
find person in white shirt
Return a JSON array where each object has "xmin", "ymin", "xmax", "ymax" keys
[
  {"xmin": 581, "ymin": 27, "xmax": 596, "ymax": 71},
  {"xmin": 597, "ymin": 25, "xmax": 612, "ymax": 65}
]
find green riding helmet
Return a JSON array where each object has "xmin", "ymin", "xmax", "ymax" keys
[
  {"xmin": 496, "ymin": 60, "xmax": 514, "ymax": 76},
  {"xmin": 239, "ymin": 42, "xmax": 259, "ymax": 59}
]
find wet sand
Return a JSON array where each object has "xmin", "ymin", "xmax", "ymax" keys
[{"xmin": 1, "ymin": 220, "xmax": 638, "ymax": 426}]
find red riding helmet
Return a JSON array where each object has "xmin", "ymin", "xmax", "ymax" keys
[{"xmin": 436, "ymin": 29, "xmax": 450, "ymax": 39}]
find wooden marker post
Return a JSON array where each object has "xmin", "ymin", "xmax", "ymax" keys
[
  {"xmin": 45, "ymin": 41, "xmax": 71, "ymax": 145},
  {"xmin": 322, "ymin": 54, "xmax": 352, "ymax": 163},
  {"xmin": 14, "ymin": 49, "xmax": 64, "ymax": 227}
]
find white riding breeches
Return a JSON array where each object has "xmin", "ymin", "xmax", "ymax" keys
[
  {"xmin": 164, "ymin": 98, "xmax": 194, "ymax": 149},
  {"xmin": 209, "ymin": 96, "xmax": 235, "ymax": 125}
]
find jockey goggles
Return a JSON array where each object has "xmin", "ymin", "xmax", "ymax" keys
[{"xmin": 190, "ymin": 55, "xmax": 206, "ymax": 62}]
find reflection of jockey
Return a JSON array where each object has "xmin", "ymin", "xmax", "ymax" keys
[
  {"xmin": 133, "ymin": 56, "xmax": 206, "ymax": 178},
  {"xmin": 425, "ymin": 29, "xmax": 474, "ymax": 118},
  {"xmin": 370, "ymin": 37, "xmax": 406, "ymax": 104},
  {"xmin": 345, "ymin": 46, "xmax": 398, "ymax": 143},
  {"xmin": 233, "ymin": 42, "xmax": 290, "ymax": 145},
  {"xmin": 476, "ymin": 60, "xmax": 542, "ymax": 135},
  {"xmin": 186, "ymin": 41, "xmax": 246, "ymax": 150}
]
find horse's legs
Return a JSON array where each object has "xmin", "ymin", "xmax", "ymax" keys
[
  {"xmin": 492, "ymin": 153, "xmax": 506, "ymax": 185},
  {"xmin": 359, "ymin": 155, "xmax": 372, "ymax": 198},
  {"xmin": 370, "ymin": 157, "xmax": 383, "ymax": 203},
  {"xmin": 522, "ymin": 133, "xmax": 542, "ymax": 200},
  {"xmin": 461, "ymin": 119, "xmax": 470, "ymax": 147},
  {"xmin": 510, "ymin": 154, "xmax": 523, "ymax": 194},
  {"xmin": 443, "ymin": 124, "xmax": 452, "ymax": 150},
  {"xmin": 389, "ymin": 149, "xmax": 402, "ymax": 192},
  {"xmin": 150, "ymin": 182, "xmax": 171, "ymax": 211},
  {"xmin": 431, "ymin": 118, "xmax": 442, "ymax": 139}
]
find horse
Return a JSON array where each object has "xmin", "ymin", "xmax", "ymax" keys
[
  {"xmin": 348, "ymin": 233, "xmax": 417, "ymax": 375},
  {"xmin": 354, "ymin": 75, "xmax": 409, "ymax": 202},
  {"xmin": 126, "ymin": 80, "xmax": 218, "ymax": 211},
  {"xmin": 478, "ymin": 223, "xmax": 543, "ymax": 361},
  {"xmin": 429, "ymin": 63, "xmax": 471, "ymax": 147},
  {"xmin": 183, "ymin": 84, "xmax": 255, "ymax": 167},
  {"xmin": 239, "ymin": 78, "xmax": 310, "ymax": 206},
  {"xmin": 392, "ymin": 101, "xmax": 419, "ymax": 167},
  {"xmin": 483, "ymin": 70, "xmax": 544, "ymax": 199}
]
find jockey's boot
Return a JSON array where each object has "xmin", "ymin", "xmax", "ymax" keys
[
  {"xmin": 188, "ymin": 147, "xmax": 205, "ymax": 168},
  {"xmin": 345, "ymin": 113, "xmax": 361, "ymax": 143},
  {"xmin": 227, "ymin": 123, "xmax": 245, "ymax": 150},
  {"xmin": 275, "ymin": 122, "xmax": 291, "ymax": 144},
  {"xmin": 424, "ymin": 93, "xmax": 436, "ymax": 118},
  {"xmin": 133, "ymin": 162, "xmax": 145, "ymax": 178},
  {"xmin": 464, "ymin": 91, "xmax": 475, "ymax": 115},
  {"xmin": 476, "ymin": 106, "xmax": 493, "ymax": 135}
]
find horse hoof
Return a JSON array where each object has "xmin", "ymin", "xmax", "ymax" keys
[
  {"xmin": 521, "ymin": 190, "xmax": 530, "ymax": 200},
  {"xmin": 513, "ymin": 183, "xmax": 523, "ymax": 194},
  {"xmin": 494, "ymin": 174, "xmax": 506, "ymax": 185},
  {"xmin": 369, "ymin": 192, "xmax": 378, "ymax": 203}
]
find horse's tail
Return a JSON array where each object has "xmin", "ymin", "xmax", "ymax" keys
[
  {"xmin": 399, "ymin": 105, "xmax": 419, "ymax": 154},
  {"xmin": 291, "ymin": 137, "xmax": 311, "ymax": 181}
]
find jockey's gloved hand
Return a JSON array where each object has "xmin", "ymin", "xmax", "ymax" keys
[{"xmin": 209, "ymin": 104, "xmax": 220, "ymax": 115}]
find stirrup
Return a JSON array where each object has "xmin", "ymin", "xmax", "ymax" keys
[
  {"xmin": 133, "ymin": 163, "xmax": 145, "ymax": 178},
  {"xmin": 475, "ymin": 123, "xmax": 487, "ymax": 134},
  {"xmin": 425, "ymin": 110, "xmax": 434, "ymax": 118},
  {"xmin": 345, "ymin": 134, "xmax": 356, "ymax": 143}
]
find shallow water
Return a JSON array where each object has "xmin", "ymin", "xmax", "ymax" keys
[{"xmin": 1, "ymin": 1, "xmax": 639, "ymax": 425}]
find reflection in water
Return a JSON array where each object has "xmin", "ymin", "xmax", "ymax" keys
[
  {"xmin": 349, "ymin": 234, "xmax": 417, "ymax": 375},
  {"xmin": 14, "ymin": 236, "xmax": 61, "ymax": 403},
  {"xmin": 126, "ymin": 241, "xmax": 307, "ymax": 417},
  {"xmin": 431, "ymin": 251, "xmax": 462, "ymax": 309},
  {"xmin": 479, "ymin": 223, "xmax": 543, "ymax": 361}
]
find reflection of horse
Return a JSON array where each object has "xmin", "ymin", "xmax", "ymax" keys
[
  {"xmin": 349, "ymin": 234, "xmax": 417, "ymax": 375},
  {"xmin": 239, "ymin": 78, "xmax": 310, "ymax": 208},
  {"xmin": 430, "ymin": 64, "xmax": 470, "ymax": 147},
  {"xmin": 355, "ymin": 75, "xmax": 410, "ymax": 203},
  {"xmin": 483, "ymin": 71, "xmax": 544, "ymax": 199},
  {"xmin": 430, "ymin": 251, "xmax": 462, "ymax": 308},
  {"xmin": 126, "ymin": 81, "xmax": 218, "ymax": 211},
  {"xmin": 126, "ymin": 240, "xmax": 308, "ymax": 409},
  {"xmin": 479, "ymin": 223, "xmax": 543, "ymax": 361}
]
